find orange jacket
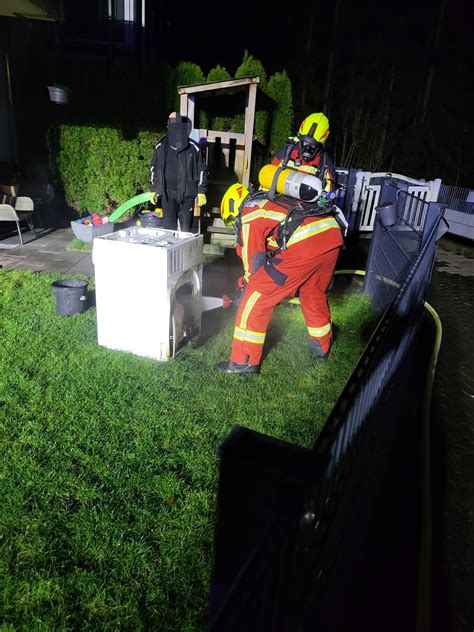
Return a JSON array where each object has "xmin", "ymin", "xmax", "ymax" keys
[{"xmin": 236, "ymin": 197, "xmax": 342, "ymax": 283}]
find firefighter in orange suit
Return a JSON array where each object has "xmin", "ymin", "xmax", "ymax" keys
[
  {"xmin": 272, "ymin": 112, "xmax": 336, "ymax": 194},
  {"xmin": 216, "ymin": 183, "xmax": 344, "ymax": 375}
]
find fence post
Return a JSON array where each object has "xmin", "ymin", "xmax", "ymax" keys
[
  {"xmin": 363, "ymin": 178, "xmax": 399, "ymax": 299},
  {"xmin": 342, "ymin": 168, "xmax": 361, "ymax": 232},
  {"xmin": 429, "ymin": 178, "xmax": 442, "ymax": 202},
  {"xmin": 422, "ymin": 202, "xmax": 446, "ymax": 247}
]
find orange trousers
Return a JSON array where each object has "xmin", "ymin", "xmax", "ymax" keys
[{"xmin": 230, "ymin": 245, "xmax": 340, "ymax": 365}]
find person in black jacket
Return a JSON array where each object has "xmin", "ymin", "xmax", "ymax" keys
[{"xmin": 149, "ymin": 112, "xmax": 208, "ymax": 232}]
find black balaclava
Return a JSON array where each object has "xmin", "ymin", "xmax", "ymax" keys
[
  {"xmin": 168, "ymin": 113, "xmax": 191, "ymax": 150},
  {"xmin": 299, "ymin": 138, "xmax": 322, "ymax": 162}
]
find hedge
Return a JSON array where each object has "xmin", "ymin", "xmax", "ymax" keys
[
  {"xmin": 50, "ymin": 53, "xmax": 292, "ymax": 213},
  {"xmin": 266, "ymin": 71, "xmax": 293, "ymax": 152},
  {"xmin": 55, "ymin": 126, "xmax": 163, "ymax": 215}
]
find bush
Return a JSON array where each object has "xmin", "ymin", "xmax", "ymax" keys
[
  {"xmin": 55, "ymin": 126, "xmax": 162, "ymax": 215},
  {"xmin": 169, "ymin": 61, "xmax": 205, "ymax": 112},
  {"xmin": 207, "ymin": 65, "xmax": 231, "ymax": 82},
  {"xmin": 49, "ymin": 56, "xmax": 293, "ymax": 213},
  {"xmin": 235, "ymin": 50, "xmax": 267, "ymax": 91},
  {"xmin": 235, "ymin": 51, "xmax": 269, "ymax": 144},
  {"xmin": 267, "ymin": 71, "xmax": 293, "ymax": 152},
  {"xmin": 234, "ymin": 51, "xmax": 294, "ymax": 151}
]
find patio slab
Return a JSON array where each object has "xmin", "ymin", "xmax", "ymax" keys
[{"xmin": 0, "ymin": 228, "xmax": 94, "ymax": 275}]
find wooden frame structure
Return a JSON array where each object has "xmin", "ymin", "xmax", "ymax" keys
[{"xmin": 178, "ymin": 76, "xmax": 259, "ymax": 187}]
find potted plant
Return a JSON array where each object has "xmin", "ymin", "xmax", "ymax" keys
[{"xmin": 47, "ymin": 84, "xmax": 71, "ymax": 105}]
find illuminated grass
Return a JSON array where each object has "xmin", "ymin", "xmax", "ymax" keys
[
  {"xmin": 66, "ymin": 238, "xmax": 93, "ymax": 252},
  {"xmin": 1, "ymin": 269, "xmax": 372, "ymax": 630}
]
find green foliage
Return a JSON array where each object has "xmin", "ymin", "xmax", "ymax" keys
[
  {"xmin": 199, "ymin": 67, "xmax": 232, "ymax": 131},
  {"xmin": 235, "ymin": 50, "xmax": 267, "ymax": 91},
  {"xmin": 1, "ymin": 268, "xmax": 372, "ymax": 630},
  {"xmin": 198, "ymin": 110, "xmax": 209, "ymax": 130},
  {"xmin": 169, "ymin": 61, "xmax": 206, "ymax": 112},
  {"xmin": 231, "ymin": 113, "xmax": 245, "ymax": 134},
  {"xmin": 267, "ymin": 71, "xmax": 294, "ymax": 152},
  {"xmin": 207, "ymin": 65, "xmax": 231, "ymax": 82},
  {"xmin": 176, "ymin": 60, "xmax": 206, "ymax": 86},
  {"xmin": 234, "ymin": 52, "xmax": 294, "ymax": 150},
  {"xmin": 235, "ymin": 51, "xmax": 269, "ymax": 144},
  {"xmin": 67, "ymin": 238, "xmax": 93, "ymax": 252},
  {"xmin": 254, "ymin": 111, "xmax": 269, "ymax": 145},
  {"xmin": 48, "ymin": 54, "xmax": 294, "ymax": 214},
  {"xmin": 54, "ymin": 127, "xmax": 162, "ymax": 215}
]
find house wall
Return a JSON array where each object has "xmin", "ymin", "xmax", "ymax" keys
[{"xmin": 0, "ymin": 18, "xmax": 17, "ymax": 169}]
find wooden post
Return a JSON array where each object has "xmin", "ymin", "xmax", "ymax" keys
[
  {"xmin": 187, "ymin": 95, "xmax": 195, "ymax": 129},
  {"xmin": 243, "ymin": 81, "xmax": 257, "ymax": 186},
  {"xmin": 179, "ymin": 93, "xmax": 188, "ymax": 118}
]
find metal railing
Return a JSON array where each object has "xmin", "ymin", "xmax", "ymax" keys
[
  {"xmin": 363, "ymin": 180, "xmax": 445, "ymax": 314},
  {"xmin": 209, "ymin": 181, "xmax": 446, "ymax": 631},
  {"xmin": 438, "ymin": 183, "xmax": 474, "ymax": 214},
  {"xmin": 334, "ymin": 169, "xmax": 441, "ymax": 232}
]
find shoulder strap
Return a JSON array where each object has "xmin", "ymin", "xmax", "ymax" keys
[
  {"xmin": 275, "ymin": 201, "xmax": 337, "ymax": 251},
  {"xmin": 282, "ymin": 139, "xmax": 298, "ymax": 168}
]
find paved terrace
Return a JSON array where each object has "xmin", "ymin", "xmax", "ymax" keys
[{"xmin": 0, "ymin": 228, "xmax": 94, "ymax": 275}]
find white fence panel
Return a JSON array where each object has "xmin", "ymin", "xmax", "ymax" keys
[{"xmin": 354, "ymin": 172, "xmax": 441, "ymax": 231}]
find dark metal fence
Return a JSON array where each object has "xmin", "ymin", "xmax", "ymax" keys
[
  {"xmin": 363, "ymin": 180, "xmax": 446, "ymax": 314},
  {"xmin": 209, "ymin": 181, "xmax": 446, "ymax": 631},
  {"xmin": 438, "ymin": 183, "xmax": 474, "ymax": 214}
]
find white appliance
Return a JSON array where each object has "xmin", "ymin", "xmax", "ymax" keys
[{"xmin": 93, "ymin": 226, "xmax": 203, "ymax": 361}]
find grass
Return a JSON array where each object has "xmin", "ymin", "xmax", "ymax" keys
[
  {"xmin": 1, "ymin": 269, "xmax": 372, "ymax": 631},
  {"xmin": 67, "ymin": 238, "xmax": 93, "ymax": 252}
]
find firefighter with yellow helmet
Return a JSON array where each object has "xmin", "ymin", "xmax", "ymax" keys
[
  {"xmin": 216, "ymin": 178, "xmax": 343, "ymax": 374},
  {"xmin": 271, "ymin": 112, "xmax": 336, "ymax": 194}
]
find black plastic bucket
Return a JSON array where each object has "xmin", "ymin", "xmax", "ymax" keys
[
  {"xmin": 136, "ymin": 212, "xmax": 162, "ymax": 228},
  {"xmin": 52, "ymin": 279, "xmax": 89, "ymax": 316}
]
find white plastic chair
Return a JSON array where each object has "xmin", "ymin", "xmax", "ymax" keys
[{"xmin": 0, "ymin": 196, "xmax": 36, "ymax": 245}]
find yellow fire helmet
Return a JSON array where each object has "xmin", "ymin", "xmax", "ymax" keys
[
  {"xmin": 298, "ymin": 113, "xmax": 330, "ymax": 146},
  {"xmin": 220, "ymin": 182, "xmax": 249, "ymax": 226}
]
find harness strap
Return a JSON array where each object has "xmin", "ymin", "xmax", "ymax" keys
[
  {"xmin": 269, "ymin": 166, "xmax": 285, "ymax": 200},
  {"xmin": 263, "ymin": 255, "xmax": 288, "ymax": 286},
  {"xmin": 282, "ymin": 139, "xmax": 298, "ymax": 168}
]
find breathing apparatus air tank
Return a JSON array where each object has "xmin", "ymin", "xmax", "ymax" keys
[{"xmin": 259, "ymin": 164, "xmax": 325, "ymax": 202}]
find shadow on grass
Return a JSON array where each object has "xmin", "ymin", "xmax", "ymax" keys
[
  {"xmin": 195, "ymin": 305, "xmax": 234, "ymax": 348},
  {"xmin": 202, "ymin": 250, "xmax": 242, "ymax": 298}
]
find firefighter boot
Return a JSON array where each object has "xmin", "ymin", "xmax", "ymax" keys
[{"xmin": 215, "ymin": 360, "xmax": 260, "ymax": 375}]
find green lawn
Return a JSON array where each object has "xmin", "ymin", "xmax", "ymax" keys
[
  {"xmin": 1, "ymin": 269, "xmax": 372, "ymax": 631},
  {"xmin": 67, "ymin": 238, "xmax": 93, "ymax": 252}
]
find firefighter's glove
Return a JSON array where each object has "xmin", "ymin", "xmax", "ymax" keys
[
  {"xmin": 196, "ymin": 193, "xmax": 207, "ymax": 207},
  {"xmin": 236, "ymin": 276, "xmax": 247, "ymax": 289},
  {"xmin": 150, "ymin": 191, "xmax": 158, "ymax": 205}
]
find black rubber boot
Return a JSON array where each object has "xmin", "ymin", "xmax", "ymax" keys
[
  {"xmin": 313, "ymin": 351, "xmax": 330, "ymax": 362},
  {"xmin": 215, "ymin": 360, "xmax": 260, "ymax": 375}
]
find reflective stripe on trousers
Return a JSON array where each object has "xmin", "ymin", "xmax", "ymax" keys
[{"xmin": 230, "ymin": 247, "xmax": 340, "ymax": 365}]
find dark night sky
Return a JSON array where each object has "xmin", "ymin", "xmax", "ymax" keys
[
  {"xmin": 148, "ymin": 0, "xmax": 473, "ymax": 181},
  {"xmin": 152, "ymin": 0, "xmax": 473, "ymax": 119},
  {"xmin": 153, "ymin": 0, "xmax": 473, "ymax": 71}
]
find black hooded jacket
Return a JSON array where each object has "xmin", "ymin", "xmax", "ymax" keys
[{"xmin": 149, "ymin": 137, "xmax": 208, "ymax": 203}]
